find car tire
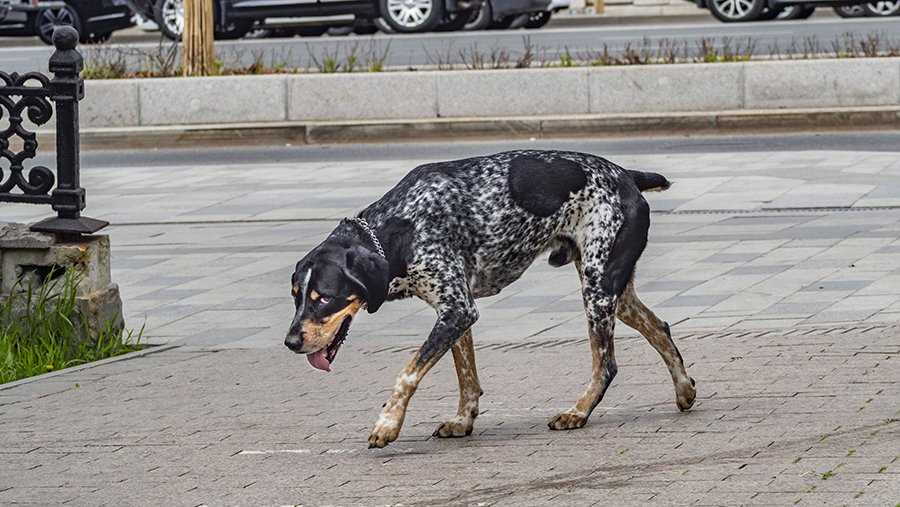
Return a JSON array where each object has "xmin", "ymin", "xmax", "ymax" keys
[
  {"xmin": 777, "ymin": 4, "xmax": 815, "ymax": 18},
  {"xmin": 862, "ymin": 0, "xmax": 900, "ymax": 15},
  {"xmin": 372, "ymin": 17, "xmax": 396, "ymax": 33},
  {"xmin": 524, "ymin": 10, "xmax": 551, "ymax": 28},
  {"xmin": 153, "ymin": 0, "xmax": 182, "ymax": 40},
  {"xmin": 379, "ymin": 0, "xmax": 444, "ymax": 32},
  {"xmin": 464, "ymin": 1, "xmax": 492, "ymax": 29},
  {"xmin": 707, "ymin": 0, "xmax": 765, "ymax": 22},
  {"xmin": 832, "ymin": 4, "xmax": 866, "ymax": 16},
  {"xmin": 34, "ymin": 4, "xmax": 82, "ymax": 45}
]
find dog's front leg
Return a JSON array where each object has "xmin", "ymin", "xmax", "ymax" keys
[{"xmin": 368, "ymin": 306, "xmax": 478, "ymax": 449}]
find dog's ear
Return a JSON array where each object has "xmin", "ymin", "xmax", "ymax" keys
[{"xmin": 343, "ymin": 246, "xmax": 390, "ymax": 313}]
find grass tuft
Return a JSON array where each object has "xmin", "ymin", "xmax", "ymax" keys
[{"xmin": 0, "ymin": 270, "xmax": 141, "ymax": 384}]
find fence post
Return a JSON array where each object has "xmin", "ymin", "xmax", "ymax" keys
[{"xmin": 30, "ymin": 26, "xmax": 108, "ymax": 237}]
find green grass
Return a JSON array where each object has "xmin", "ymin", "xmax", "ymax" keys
[{"xmin": 1, "ymin": 270, "xmax": 141, "ymax": 384}]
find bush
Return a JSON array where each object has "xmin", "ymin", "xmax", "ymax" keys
[{"xmin": 0, "ymin": 270, "xmax": 141, "ymax": 384}]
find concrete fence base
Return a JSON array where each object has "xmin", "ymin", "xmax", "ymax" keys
[{"xmin": 77, "ymin": 58, "xmax": 900, "ymax": 130}]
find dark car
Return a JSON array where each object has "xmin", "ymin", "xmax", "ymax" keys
[
  {"xmin": 0, "ymin": 0, "xmax": 133, "ymax": 44},
  {"xmin": 127, "ymin": 0, "xmax": 549, "ymax": 40},
  {"xmin": 694, "ymin": 0, "xmax": 873, "ymax": 21}
]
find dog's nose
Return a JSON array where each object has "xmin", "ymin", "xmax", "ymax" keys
[{"xmin": 284, "ymin": 334, "xmax": 304, "ymax": 352}]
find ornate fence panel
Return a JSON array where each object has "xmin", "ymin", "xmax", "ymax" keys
[{"xmin": 0, "ymin": 26, "xmax": 107, "ymax": 236}]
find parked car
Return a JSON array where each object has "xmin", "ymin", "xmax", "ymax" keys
[
  {"xmin": 0, "ymin": 0, "xmax": 131, "ymax": 43},
  {"xmin": 459, "ymin": 0, "xmax": 550, "ymax": 29},
  {"xmin": 128, "ymin": 0, "xmax": 504, "ymax": 38},
  {"xmin": 124, "ymin": 0, "xmax": 254, "ymax": 39},
  {"xmin": 694, "ymin": 0, "xmax": 873, "ymax": 21},
  {"xmin": 794, "ymin": 0, "xmax": 900, "ymax": 16}
]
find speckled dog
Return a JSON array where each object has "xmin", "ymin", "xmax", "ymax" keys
[{"xmin": 284, "ymin": 150, "xmax": 696, "ymax": 449}]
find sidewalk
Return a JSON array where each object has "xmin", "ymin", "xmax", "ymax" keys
[
  {"xmin": 0, "ymin": 325, "xmax": 897, "ymax": 505},
  {"xmin": 1, "ymin": 143, "xmax": 900, "ymax": 504}
]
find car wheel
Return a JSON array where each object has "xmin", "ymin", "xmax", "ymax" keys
[
  {"xmin": 777, "ymin": 4, "xmax": 815, "ymax": 18},
  {"xmin": 833, "ymin": 4, "xmax": 866, "ymax": 16},
  {"xmin": 153, "ymin": 0, "xmax": 182, "ymax": 40},
  {"xmin": 372, "ymin": 17, "xmax": 396, "ymax": 33},
  {"xmin": 524, "ymin": 10, "xmax": 551, "ymax": 28},
  {"xmin": 862, "ymin": 0, "xmax": 900, "ymax": 15},
  {"xmin": 34, "ymin": 5, "xmax": 82, "ymax": 45},
  {"xmin": 379, "ymin": 0, "xmax": 444, "ymax": 32},
  {"xmin": 464, "ymin": 1, "xmax": 492, "ymax": 29},
  {"xmin": 707, "ymin": 0, "xmax": 765, "ymax": 22}
]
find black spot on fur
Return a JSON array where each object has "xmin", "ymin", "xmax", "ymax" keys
[
  {"xmin": 601, "ymin": 181, "xmax": 650, "ymax": 298},
  {"xmin": 508, "ymin": 156, "xmax": 587, "ymax": 217},
  {"xmin": 376, "ymin": 217, "xmax": 415, "ymax": 281}
]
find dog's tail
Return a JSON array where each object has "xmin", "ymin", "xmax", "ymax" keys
[{"xmin": 628, "ymin": 170, "xmax": 671, "ymax": 193}]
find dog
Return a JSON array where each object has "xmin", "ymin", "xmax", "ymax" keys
[{"xmin": 285, "ymin": 150, "xmax": 696, "ymax": 449}]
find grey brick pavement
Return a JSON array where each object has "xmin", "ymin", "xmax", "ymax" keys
[
  {"xmin": 0, "ymin": 325, "xmax": 897, "ymax": 505},
  {"xmin": 3, "ymin": 146, "xmax": 900, "ymax": 504},
  {"xmin": 6, "ymin": 149, "xmax": 900, "ymax": 348}
]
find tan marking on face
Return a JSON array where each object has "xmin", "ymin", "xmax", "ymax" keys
[
  {"xmin": 309, "ymin": 290, "xmax": 321, "ymax": 301},
  {"xmin": 291, "ymin": 286, "xmax": 299, "ymax": 297},
  {"xmin": 299, "ymin": 300, "xmax": 362, "ymax": 352}
]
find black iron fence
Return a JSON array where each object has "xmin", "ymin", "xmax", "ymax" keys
[{"xmin": 0, "ymin": 26, "xmax": 106, "ymax": 236}]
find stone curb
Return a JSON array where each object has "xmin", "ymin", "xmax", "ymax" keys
[
  {"xmin": 36, "ymin": 106, "xmax": 900, "ymax": 149},
  {"xmin": 0, "ymin": 343, "xmax": 180, "ymax": 391},
  {"xmin": 74, "ymin": 58, "xmax": 900, "ymax": 130}
]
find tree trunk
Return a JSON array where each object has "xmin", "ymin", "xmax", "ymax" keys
[{"xmin": 182, "ymin": 0, "xmax": 215, "ymax": 76}]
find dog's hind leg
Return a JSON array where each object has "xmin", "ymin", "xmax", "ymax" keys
[
  {"xmin": 433, "ymin": 329, "xmax": 482, "ymax": 438},
  {"xmin": 617, "ymin": 279, "xmax": 695, "ymax": 411},
  {"xmin": 549, "ymin": 281, "xmax": 618, "ymax": 431},
  {"xmin": 549, "ymin": 187, "xmax": 652, "ymax": 431}
]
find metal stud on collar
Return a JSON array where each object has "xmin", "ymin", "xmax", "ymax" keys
[{"xmin": 348, "ymin": 217, "xmax": 385, "ymax": 259}]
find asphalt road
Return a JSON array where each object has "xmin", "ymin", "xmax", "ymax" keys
[
  {"xmin": 1, "ymin": 14, "xmax": 899, "ymax": 74},
  {"xmin": 21, "ymin": 130, "xmax": 900, "ymax": 171}
]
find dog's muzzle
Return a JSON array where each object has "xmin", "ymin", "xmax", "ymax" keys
[{"xmin": 284, "ymin": 333, "xmax": 304, "ymax": 352}]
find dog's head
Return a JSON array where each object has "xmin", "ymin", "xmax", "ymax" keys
[{"xmin": 284, "ymin": 239, "xmax": 389, "ymax": 372}]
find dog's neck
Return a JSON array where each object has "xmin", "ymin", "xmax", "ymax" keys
[{"xmin": 346, "ymin": 215, "xmax": 412, "ymax": 282}]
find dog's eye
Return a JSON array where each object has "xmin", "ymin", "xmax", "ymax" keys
[{"xmin": 317, "ymin": 296, "xmax": 332, "ymax": 305}]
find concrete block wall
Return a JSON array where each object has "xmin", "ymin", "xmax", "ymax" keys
[{"xmin": 79, "ymin": 58, "xmax": 900, "ymax": 128}]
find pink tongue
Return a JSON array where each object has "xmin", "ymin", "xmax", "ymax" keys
[{"xmin": 306, "ymin": 350, "xmax": 332, "ymax": 372}]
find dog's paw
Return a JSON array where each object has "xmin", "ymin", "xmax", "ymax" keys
[
  {"xmin": 548, "ymin": 410, "xmax": 588, "ymax": 430},
  {"xmin": 433, "ymin": 416, "xmax": 474, "ymax": 438},
  {"xmin": 368, "ymin": 419, "xmax": 401, "ymax": 449},
  {"xmin": 676, "ymin": 377, "xmax": 696, "ymax": 412}
]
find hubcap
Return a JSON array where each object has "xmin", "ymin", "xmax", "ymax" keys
[
  {"xmin": 387, "ymin": 0, "xmax": 433, "ymax": 27},
  {"xmin": 839, "ymin": 5, "xmax": 864, "ymax": 14},
  {"xmin": 162, "ymin": 0, "xmax": 184, "ymax": 35},
  {"xmin": 868, "ymin": 0, "xmax": 900, "ymax": 14},
  {"xmin": 713, "ymin": 0, "xmax": 755, "ymax": 18},
  {"xmin": 38, "ymin": 7, "xmax": 75, "ymax": 41}
]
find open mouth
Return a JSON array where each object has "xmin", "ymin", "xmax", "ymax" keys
[{"xmin": 306, "ymin": 316, "xmax": 352, "ymax": 372}]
